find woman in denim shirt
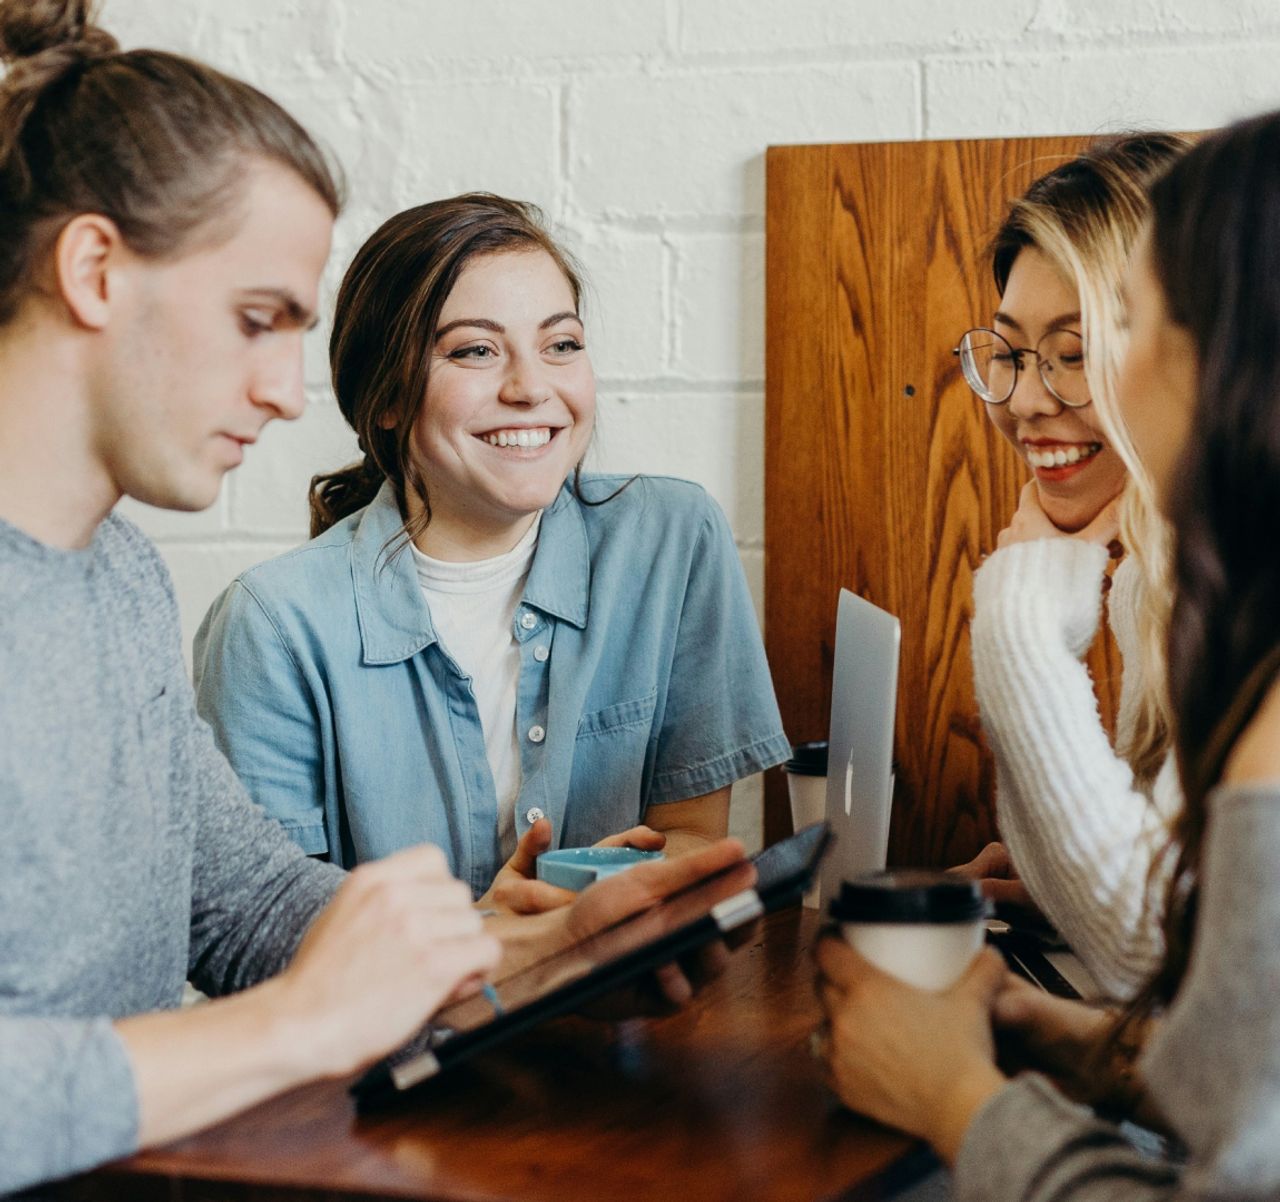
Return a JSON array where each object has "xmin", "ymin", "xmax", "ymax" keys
[{"xmin": 194, "ymin": 194, "xmax": 790, "ymax": 911}]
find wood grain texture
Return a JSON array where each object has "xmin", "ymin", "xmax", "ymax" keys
[
  {"xmin": 765, "ymin": 136, "xmax": 1123, "ymax": 866},
  {"xmin": 64, "ymin": 911, "xmax": 931, "ymax": 1202}
]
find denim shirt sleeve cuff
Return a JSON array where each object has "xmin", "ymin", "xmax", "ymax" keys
[
  {"xmin": 276, "ymin": 820, "xmax": 330, "ymax": 857},
  {"xmin": 648, "ymin": 730, "xmax": 792, "ymax": 804}
]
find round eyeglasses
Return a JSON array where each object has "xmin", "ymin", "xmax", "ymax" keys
[{"xmin": 953, "ymin": 327, "xmax": 1090, "ymax": 408}]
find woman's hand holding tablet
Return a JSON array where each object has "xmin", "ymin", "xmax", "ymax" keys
[
  {"xmin": 353, "ymin": 826, "xmax": 826, "ymax": 1106},
  {"xmin": 489, "ymin": 836, "xmax": 754, "ymax": 995}
]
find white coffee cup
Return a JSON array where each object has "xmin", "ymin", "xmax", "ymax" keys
[
  {"xmin": 829, "ymin": 871, "xmax": 989, "ymax": 991},
  {"xmin": 783, "ymin": 741, "xmax": 827, "ymax": 908}
]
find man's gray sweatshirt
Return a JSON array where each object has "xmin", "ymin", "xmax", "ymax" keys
[{"xmin": 0, "ymin": 513, "xmax": 343, "ymax": 1195}]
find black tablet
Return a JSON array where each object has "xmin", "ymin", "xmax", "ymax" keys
[
  {"xmin": 352, "ymin": 822, "xmax": 832, "ymax": 1110},
  {"xmin": 985, "ymin": 924, "xmax": 1081, "ymax": 999}
]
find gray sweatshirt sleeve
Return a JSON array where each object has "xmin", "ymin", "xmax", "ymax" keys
[
  {"xmin": 0, "ymin": 1017, "xmax": 138, "ymax": 1195},
  {"xmin": 0, "ymin": 515, "xmax": 343, "ymax": 1193},
  {"xmin": 955, "ymin": 1075, "xmax": 1180, "ymax": 1201},
  {"xmin": 181, "ymin": 684, "xmax": 345, "ymax": 996},
  {"xmin": 956, "ymin": 784, "xmax": 1280, "ymax": 1201}
]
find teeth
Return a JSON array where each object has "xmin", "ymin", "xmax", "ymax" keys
[
  {"xmin": 1026, "ymin": 442, "xmax": 1101, "ymax": 470},
  {"xmin": 482, "ymin": 428, "xmax": 552, "ymax": 449}
]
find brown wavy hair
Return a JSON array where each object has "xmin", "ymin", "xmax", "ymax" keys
[
  {"xmin": 0, "ymin": 0, "xmax": 341, "ymax": 327},
  {"xmin": 310, "ymin": 194, "xmax": 587, "ymax": 542},
  {"xmin": 1124, "ymin": 111, "xmax": 1280, "ymax": 1031}
]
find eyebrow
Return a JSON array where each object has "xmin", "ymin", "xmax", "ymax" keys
[
  {"xmin": 539, "ymin": 310, "xmax": 582, "ymax": 330},
  {"xmin": 993, "ymin": 309, "xmax": 1081, "ymax": 335},
  {"xmin": 434, "ymin": 311, "xmax": 583, "ymax": 341},
  {"xmin": 241, "ymin": 288, "xmax": 319, "ymax": 330}
]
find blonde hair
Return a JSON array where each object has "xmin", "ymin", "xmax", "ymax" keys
[{"xmin": 991, "ymin": 134, "xmax": 1190, "ymax": 787}]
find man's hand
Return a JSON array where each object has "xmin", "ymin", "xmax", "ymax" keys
[
  {"xmin": 119, "ymin": 843, "xmax": 501, "ymax": 1152},
  {"xmin": 274, "ymin": 844, "xmax": 501, "ymax": 1077}
]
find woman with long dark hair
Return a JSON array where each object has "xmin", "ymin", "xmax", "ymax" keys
[
  {"xmin": 815, "ymin": 110, "xmax": 1280, "ymax": 1196},
  {"xmin": 194, "ymin": 194, "xmax": 789, "ymax": 911}
]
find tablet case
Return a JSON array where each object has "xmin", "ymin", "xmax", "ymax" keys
[{"xmin": 353, "ymin": 822, "xmax": 832, "ymax": 1109}]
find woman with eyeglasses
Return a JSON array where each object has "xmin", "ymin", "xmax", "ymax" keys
[
  {"xmin": 816, "ymin": 106, "xmax": 1280, "ymax": 1200},
  {"xmin": 951, "ymin": 134, "xmax": 1189, "ymax": 1000}
]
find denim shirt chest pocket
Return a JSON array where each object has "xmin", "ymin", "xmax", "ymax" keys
[{"xmin": 565, "ymin": 688, "xmax": 659, "ymax": 836}]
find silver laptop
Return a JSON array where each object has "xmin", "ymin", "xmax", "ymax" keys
[{"xmin": 819, "ymin": 588, "xmax": 901, "ymax": 905}]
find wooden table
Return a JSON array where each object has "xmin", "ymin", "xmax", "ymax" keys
[{"xmin": 66, "ymin": 909, "xmax": 934, "ymax": 1202}]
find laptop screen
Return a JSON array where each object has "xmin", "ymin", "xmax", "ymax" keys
[{"xmin": 820, "ymin": 588, "xmax": 900, "ymax": 904}]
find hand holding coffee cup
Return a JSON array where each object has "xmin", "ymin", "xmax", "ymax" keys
[{"xmin": 828, "ymin": 871, "xmax": 990, "ymax": 991}]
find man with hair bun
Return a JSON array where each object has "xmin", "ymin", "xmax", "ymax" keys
[{"xmin": 0, "ymin": 3, "xmax": 747, "ymax": 1192}]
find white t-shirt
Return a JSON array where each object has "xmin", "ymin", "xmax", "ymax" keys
[{"xmin": 411, "ymin": 515, "xmax": 541, "ymax": 858}]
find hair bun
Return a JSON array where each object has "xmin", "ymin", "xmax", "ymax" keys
[{"xmin": 0, "ymin": 0, "xmax": 117, "ymax": 65}]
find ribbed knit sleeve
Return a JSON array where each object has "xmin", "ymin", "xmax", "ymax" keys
[{"xmin": 970, "ymin": 540, "xmax": 1175, "ymax": 1000}]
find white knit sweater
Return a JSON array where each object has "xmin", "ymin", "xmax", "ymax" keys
[{"xmin": 970, "ymin": 539, "xmax": 1181, "ymax": 1000}]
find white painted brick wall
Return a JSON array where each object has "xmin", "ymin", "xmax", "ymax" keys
[
  {"xmin": 570, "ymin": 63, "xmax": 920, "ymax": 218},
  {"xmin": 103, "ymin": 0, "xmax": 1280, "ymax": 849}
]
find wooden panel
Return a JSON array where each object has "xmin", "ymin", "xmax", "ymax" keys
[{"xmin": 764, "ymin": 136, "xmax": 1123, "ymax": 867}]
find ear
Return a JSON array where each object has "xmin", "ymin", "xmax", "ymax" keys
[{"xmin": 53, "ymin": 214, "xmax": 127, "ymax": 331}]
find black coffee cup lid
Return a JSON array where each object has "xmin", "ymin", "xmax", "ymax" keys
[
  {"xmin": 784, "ymin": 740, "xmax": 828, "ymax": 776},
  {"xmin": 828, "ymin": 871, "xmax": 989, "ymax": 924}
]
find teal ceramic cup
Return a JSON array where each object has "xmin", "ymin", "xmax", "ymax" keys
[{"xmin": 536, "ymin": 847, "xmax": 665, "ymax": 891}]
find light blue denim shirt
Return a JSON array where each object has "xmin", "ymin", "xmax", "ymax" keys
[{"xmin": 193, "ymin": 474, "xmax": 789, "ymax": 896}]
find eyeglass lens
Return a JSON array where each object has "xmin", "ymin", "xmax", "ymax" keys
[{"xmin": 958, "ymin": 328, "xmax": 1089, "ymax": 407}]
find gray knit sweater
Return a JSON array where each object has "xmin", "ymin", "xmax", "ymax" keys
[
  {"xmin": 957, "ymin": 782, "xmax": 1280, "ymax": 1199},
  {"xmin": 0, "ymin": 513, "xmax": 344, "ymax": 1195}
]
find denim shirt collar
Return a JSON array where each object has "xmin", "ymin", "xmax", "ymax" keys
[
  {"xmin": 522, "ymin": 483, "xmax": 590, "ymax": 630},
  {"xmin": 351, "ymin": 479, "xmax": 589, "ymax": 666}
]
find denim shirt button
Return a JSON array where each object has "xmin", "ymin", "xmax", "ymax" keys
[
  {"xmin": 527, "ymin": 724, "xmax": 546, "ymax": 744},
  {"xmin": 525, "ymin": 807, "xmax": 546, "ymax": 824},
  {"xmin": 533, "ymin": 645, "xmax": 550, "ymax": 663},
  {"xmin": 519, "ymin": 611, "xmax": 538, "ymax": 631}
]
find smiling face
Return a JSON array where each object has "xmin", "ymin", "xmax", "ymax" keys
[
  {"xmin": 1116, "ymin": 231, "xmax": 1198, "ymax": 511},
  {"xmin": 407, "ymin": 248, "xmax": 596, "ymax": 559},
  {"xmin": 94, "ymin": 161, "xmax": 333, "ymax": 512},
  {"xmin": 985, "ymin": 246, "xmax": 1128, "ymax": 531}
]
